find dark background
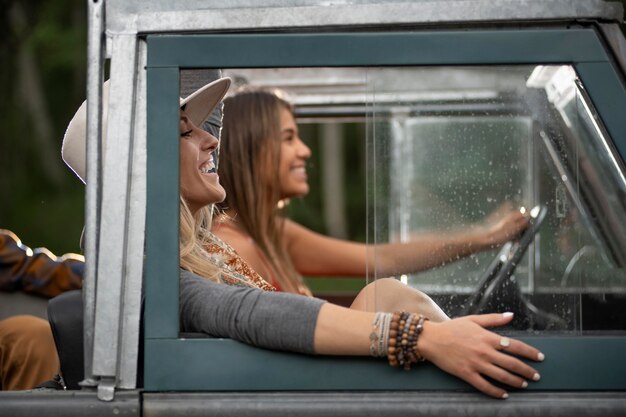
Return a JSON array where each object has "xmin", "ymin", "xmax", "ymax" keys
[
  {"xmin": 1, "ymin": 1, "xmax": 87, "ymax": 254},
  {"xmin": 0, "ymin": 0, "xmax": 624, "ymax": 256}
]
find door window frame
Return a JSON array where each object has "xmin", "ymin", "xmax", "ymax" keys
[{"xmin": 144, "ymin": 27, "xmax": 626, "ymax": 391}]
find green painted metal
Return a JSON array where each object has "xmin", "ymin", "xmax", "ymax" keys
[
  {"xmin": 144, "ymin": 337, "xmax": 626, "ymax": 391},
  {"xmin": 144, "ymin": 338, "xmax": 463, "ymax": 391},
  {"xmin": 530, "ymin": 337, "xmax": 626, "ymax": 389},
  {"xmin": 576, "ymin": 62, "xmax": 626, "ymax": 160},
  {"xmin": 143, "ymin": 27, "xmax": 626, "ymax": 391},
  {"xmin": 144, "ymin": 67, "xmax": 181, "ymax": 339},
  {"xmin": 147, "ymin": 29, "xmax": 607, "ymax": 68}
]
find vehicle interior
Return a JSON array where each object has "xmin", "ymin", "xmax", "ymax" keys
[{"xmin": 223, "ymin": 65, "xmax": 626, "ymax": 333}]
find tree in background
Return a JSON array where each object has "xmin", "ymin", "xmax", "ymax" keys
[
  {"xmin": 0, "ymin": 0, "xmax": 623, "ymax": 255},
  {"xmin": 0, "ymin": 0, "xmax": 87, "ymax": 253}
]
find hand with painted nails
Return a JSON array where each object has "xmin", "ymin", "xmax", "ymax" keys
[{"xmin": 417, "ymin": 312, "xmax": 545, "ymax": 399}]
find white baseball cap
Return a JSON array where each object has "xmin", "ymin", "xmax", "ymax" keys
[{"xmin": 61, "ymin": 77, "xmax": 231, "ymax": 183}]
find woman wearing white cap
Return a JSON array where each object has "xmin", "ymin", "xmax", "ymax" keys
[{"xmin": 62, "ymin": 78, "xmax": 544, "ymax": 399}]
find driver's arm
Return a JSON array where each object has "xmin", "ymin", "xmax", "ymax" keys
[{"xmin": 285, "ymin": 209, "xmax": 528, "ymax": 277}]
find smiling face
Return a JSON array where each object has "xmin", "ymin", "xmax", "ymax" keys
[
  {"xmin": 179, "ymin": 111, "xmax": 226, "ymax": 214},
  {"xmin": 277, "ymin": 107, "xmax": 311, "ymax": 199}
]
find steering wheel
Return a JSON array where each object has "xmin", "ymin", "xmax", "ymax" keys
[{"xmin": 464, "ymin": 205, "xmax": 552, "ymax": 328}]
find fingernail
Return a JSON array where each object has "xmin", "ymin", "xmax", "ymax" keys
[
  {"xmin": 503, "ymin": 312, "xmax": 514, "ymax": 318},
  {"xmin": 502, "ymin": 392, "xmax": 509, "ymax": 399},
  {"xmin": 521, "ymin": 381, "xmax": 528, "ymax": 389},
  {"xmin": 537, "ymin": 352, "xmax": 545, "ymax": 361},
  {"xmin": 532, "ymin": 373, "xmax": 541, "ymax": 381}
]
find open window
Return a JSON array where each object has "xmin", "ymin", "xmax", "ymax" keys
[
  {"xmin": 221, "ymin": 64, "xmax": 626, "ymax": 332},
  {"xmin": 142, "ymin": 29, "xmax": 626, "ymax": 391}
]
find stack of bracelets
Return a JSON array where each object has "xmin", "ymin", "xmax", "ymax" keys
[{"xmin": 369, "ymin": 311, "xmax": 429, "ymax": 370}]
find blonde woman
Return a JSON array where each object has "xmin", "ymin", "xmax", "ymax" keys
[
  {"xmin": 214, "ymin": 87, "xmax": 529, "ymax": 296},
  {"xmin": 62, "ymin": 78, "xmax": 544, "ymax": 399}
]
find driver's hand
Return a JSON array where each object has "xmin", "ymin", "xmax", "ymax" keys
[
  {"xmin": 417, "ymin": 312, "xmax": 545, "ymax": 399},
  {"xmin": 482, "ymin": 203, "xmax": 529, "ymax": 247}
]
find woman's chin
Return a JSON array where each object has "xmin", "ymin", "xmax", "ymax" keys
[
  {"xmin": 282, "ymin": 186, "xmax": 309, "ymax": 199},
  {"xmin": 210, "ymin": 190, "xmax": 227, "ymax": 204},
  {"xmin": 215, "ymin": 192, "xmax": 227, "ymax": 204},
  {"xmin": 205, "ymin": 184, "xmax": 227, "ymax": 205}
]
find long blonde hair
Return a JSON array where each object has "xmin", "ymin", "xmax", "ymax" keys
[
  {"xmin": 179, "ymin": 198, "xmax": 222, "ymax": 281},
  {"xmin": 218, "ymin": 87, "xmax": 307, "ymax": 294}
]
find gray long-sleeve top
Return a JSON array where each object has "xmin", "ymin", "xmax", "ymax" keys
[{"xmin": 179, "ymin": 269, "xmax": 325, "ymax": 354}]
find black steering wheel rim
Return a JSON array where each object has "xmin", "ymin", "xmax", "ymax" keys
[{"xmin": 464, "ymin": 205, "xmax": 547, "ymax": 315}]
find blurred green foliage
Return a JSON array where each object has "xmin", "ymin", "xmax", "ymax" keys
[
  {"xmin": 0, "ymin": 0, "xmax": 623, "ymax": 259},
  {"xmin": 0, "ymin": 1, "xmax": 87, "ymax": 254},
  {"xmin": 287, "ymin": 122, "xmax": 368, "ymax": 243}
]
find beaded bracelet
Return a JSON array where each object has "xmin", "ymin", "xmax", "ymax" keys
[
  {"xmin": 387, "ymin": 311, "xmax": 429, "ymax": 370},
  {"xmin": 413, "ymin": 315, "xmax": 428, "ymax": 362}
]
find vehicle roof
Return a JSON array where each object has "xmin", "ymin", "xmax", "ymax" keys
[{"xmin": 105, "ymin": 0, "xmax": 624, "ymax": 34}]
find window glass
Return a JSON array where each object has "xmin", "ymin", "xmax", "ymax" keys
[
  {"xmin": 365, "ymin": 65, "xmax": 626, "ymax": 333},
  {"xmin": 220, "ymin": 66, "xmax": 626, "ymax": 333}
]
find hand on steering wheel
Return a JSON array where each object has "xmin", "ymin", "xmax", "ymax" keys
[{"xmin": 464, "ymin": 206, "xmax": 556, "ymax": 330}]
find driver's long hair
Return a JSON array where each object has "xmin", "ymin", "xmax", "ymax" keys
[{"xmin": 217, "ymin": 87, "xmax": 308, "ymax": 295}]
